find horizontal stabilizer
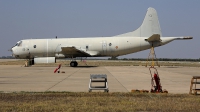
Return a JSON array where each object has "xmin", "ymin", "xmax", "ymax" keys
[{"xmin": 145, "ymin": 34, "xmax": 161, "ymax": 42}]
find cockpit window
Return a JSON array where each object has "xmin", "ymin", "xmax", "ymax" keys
[
  {"xmin": 18, "ymin": 41, "xmax": 22, "ymax": 46},
  {"xmin": 15, "ymin": 41, "xmax": 22, "ymax": 46}
]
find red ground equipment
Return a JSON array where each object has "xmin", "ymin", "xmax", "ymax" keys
[
  {"xmin": 149, "ymin": 66, "xmax": 162, "ymax": 93},
  {"xmin": 145, "ymin": 45, "xmax": 168, "ymax": 93},
  {"xmin": 54, "ymin": 64, "xmax": 61, "ymax": 73}
]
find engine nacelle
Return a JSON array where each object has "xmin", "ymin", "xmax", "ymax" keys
[{"xmin": 34, "ymin": 57, "xmax": 56, "ymax": 64}]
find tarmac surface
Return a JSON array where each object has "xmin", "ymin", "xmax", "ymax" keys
[{"xmin": 0, "ymin": 65, "xmax": 200, "ymax": 93}]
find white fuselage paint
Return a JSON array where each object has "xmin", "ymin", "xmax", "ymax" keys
[{"xmin": 11, "ymin": 36, "xmax": 177, "ymax": 59}]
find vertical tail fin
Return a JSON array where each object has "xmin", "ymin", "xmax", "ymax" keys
[{"xmin": 115, "ymin": 7, "xmax": 162, "ymax": 37}]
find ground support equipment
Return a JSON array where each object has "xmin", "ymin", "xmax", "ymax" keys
[
  {"xmin": 146, "ymin": 46, "xmax": 167, "ymax": 93},
  {"xmin": 89, "ymin": 74, "xmax": 109, "ymax": 92},
  {"xmin": 189, "ymin": 76, "xmax": 200, "ymax": 95},
  {"xmin": 149, "ymin": 66, "xmax": 163, "ymax": 93},
  {"xmin": 146, "ymin": 46, "xmax": 160, "ymax": 67},
  {"xmin": 54, "ymin": 64, "xmax": 61, "ymax": 73}
]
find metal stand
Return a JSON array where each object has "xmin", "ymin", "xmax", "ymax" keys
[
  {"xmin": 89, "ymin": 74, "xmax": 109, "ymax": 92},
  {"xmin": 145, "ymin": 44, "xmax": 167, "ymax": 93},
  {"xmin": 189, "ymin": 76, "xmax": 200, "ymax": 95},
  {"xmin": 146, "ymin": 45, "xmax": 160, "ymax": 67}
]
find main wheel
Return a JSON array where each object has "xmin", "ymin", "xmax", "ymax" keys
[
  {"xmin": 70, "ymin": 62, "xmax": 75, "ymax": 67},
  {"xmin": 74, "ymin": 61, "xmax": 78, "ymax": 67},
  {"xmin": 70, "ymin": 61, "xmax": 78, "ymax": 67}
]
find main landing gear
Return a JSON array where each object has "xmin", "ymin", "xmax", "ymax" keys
[{"xmin": 70, "ymin": 61, "xmax": 78, "ymax": 67}]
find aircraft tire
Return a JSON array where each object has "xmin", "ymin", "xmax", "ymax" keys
[
  {"xmin": 74, "ymin": 61, "xmax": 78, "ymax": 67},
  {"xmin": 70, "ymin": 61, "xmax": 78, "ymax": 67},
  {"xmin": 70, "ymin": 62, "xmax": 74, "ymax": 67}
]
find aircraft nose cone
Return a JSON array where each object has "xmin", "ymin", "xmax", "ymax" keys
[
  {"xmin": 11, "ymin": 47, "xmax": 18, "ymax": 58},
  {"xmin": 11, "ymin": 48, "xmax": 15, "ymax": 57}
]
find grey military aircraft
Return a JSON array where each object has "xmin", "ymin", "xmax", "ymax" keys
[{"xmin": 11, "ymin": 7, "xmax": 192, "ymax": 67}]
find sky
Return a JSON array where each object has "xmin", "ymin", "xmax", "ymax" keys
[{"xmin": 0, "ymin": 0, "xmax": 199, "ymax": 59}]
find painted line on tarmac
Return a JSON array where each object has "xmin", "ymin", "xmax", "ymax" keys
[
  {"xmin": 45, "ymin": 68, "xmax": 81, "ymax": 91},
  {"xmin": 104, "ymin": 67, "xmax": 129, "ymax": 92}
]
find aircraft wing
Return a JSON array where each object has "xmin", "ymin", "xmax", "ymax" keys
[{"xmin": 61, "ymin": 46, "xmax": 98, "ymax": 57}]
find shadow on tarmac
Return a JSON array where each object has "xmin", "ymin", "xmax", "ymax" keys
[{"xmin": 75, "ymin": 66, "xmax": 98, "ymax": 68}]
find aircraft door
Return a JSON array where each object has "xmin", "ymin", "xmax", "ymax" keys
[
  {"xmin": 102, "ymin": 41, "xmax": 107, "ymax": 55},
  {"xmin": 48, "ymin": 39, "xmax": 54, "ymax": 56},
  {"xmin": 23, "ymin": 40, "xmax": 31, "ymax": 58},
  {"xmin": 44, "ymin": 39, "xmax": 54, "ymax": 57}
]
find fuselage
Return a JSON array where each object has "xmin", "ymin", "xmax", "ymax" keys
[{"xmin": 11, "ymin": 36, "xmax": 176, "ymax": 59}]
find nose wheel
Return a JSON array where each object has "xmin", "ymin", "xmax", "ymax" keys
[{"xmin": 70, "ymin": 61, "xmax": 78, "ymax": 67}]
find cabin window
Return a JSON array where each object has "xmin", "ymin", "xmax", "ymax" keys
[
  {"xmin": 109, "ymin": 43, "xmax": 112, "ymax": 46},
  {"xmin": 33, "ymin": 45, "xmax": 36, "ymax": 48},
  {"xmin": 86, "ymin": 45, "xmax": 89, "ymax": 49}
]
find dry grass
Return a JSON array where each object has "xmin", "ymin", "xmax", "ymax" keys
[
  {"xmin": 0, "ymin": 59, "xmax": 199, "ymax": 67},
  {"xmin": 0, "ymin": 92, "xmax": 199, "ymax": 112}
]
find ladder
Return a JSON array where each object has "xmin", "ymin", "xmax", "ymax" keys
[
  {"xmin": 189, "ymin": 76, "xmax": 200, "ymax": 95},
  {"xmin": 89, "ymin": 74, "xmax": 109, "ymax": 92}
]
